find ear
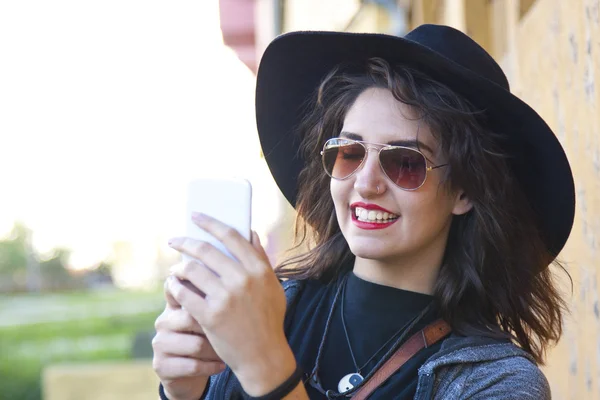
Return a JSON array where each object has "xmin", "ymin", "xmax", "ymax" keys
[{"xmin": 451, "ymin": 190, "xmax": 473, "ymax": 216}]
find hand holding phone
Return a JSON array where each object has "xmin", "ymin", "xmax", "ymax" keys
[{"xmin": 167, "ymin": 178, "xmax": 291, "ymax": 386}]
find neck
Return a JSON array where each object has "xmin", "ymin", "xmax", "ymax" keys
[{"xmin": 352, "ymin": 241, "xmax": 445, "ymax": 295}]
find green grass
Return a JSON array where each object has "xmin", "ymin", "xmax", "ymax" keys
[{"xmin": 0, "ymin": 289, "xmax": 164, "ymax": 400}]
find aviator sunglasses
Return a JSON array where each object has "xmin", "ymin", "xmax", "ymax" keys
[{"xmin": 321, "ymin": 138, "xmax": 448, "ymax": 190}]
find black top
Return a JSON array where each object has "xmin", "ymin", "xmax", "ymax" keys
[{"xmin": 284, "ymin": 271, "xmax": 443, "ymax": 399}]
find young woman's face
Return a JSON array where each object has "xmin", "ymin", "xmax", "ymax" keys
[{"xmin": 330, "ymin": 87, "xmax": 471, "ymax": 265}]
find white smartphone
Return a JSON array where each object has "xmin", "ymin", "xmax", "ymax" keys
[{"xmin": 183, "ymin": 177, "xmax": 252, "ymax": 264}]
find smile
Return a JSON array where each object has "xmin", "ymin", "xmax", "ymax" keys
[{"xmin": 350, "ymin": 202, "xmax": 400, "ymax": 230}]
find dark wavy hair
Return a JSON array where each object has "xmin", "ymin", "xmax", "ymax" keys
[{"xmin": 274, "ymin": 58, "xmax": 570, "ymax": 364}]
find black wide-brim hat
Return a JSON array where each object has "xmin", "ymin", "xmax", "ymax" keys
[{"xmin": 255, "ymin": 24, "xmax": 575, "ymax": 258}]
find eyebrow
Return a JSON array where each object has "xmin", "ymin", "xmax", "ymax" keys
[{"xmin": 340, "ymin": 131, "xmax": 436, "ymax": 155}]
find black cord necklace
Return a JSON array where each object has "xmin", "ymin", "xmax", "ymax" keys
[
  {"xmin": 338, "ymin": 274, "xmax": 425, "ymax": 392},
  {"xmin": 337, "ymin": 274, "xmax": 430, "ymax": 393},
  {"xmin": 306, "ymin": 273, "xmax": 433, "ymax": 399}
]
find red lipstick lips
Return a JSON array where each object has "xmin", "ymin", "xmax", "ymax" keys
[{"xmin": 350, "ymin": 202, "xmax": 399, "ymax": 230}]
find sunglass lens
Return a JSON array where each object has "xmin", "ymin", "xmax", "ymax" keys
[
  {"xmin": 322, "ymin": 139, "xmax": 366, "ymax": 179},
  {"xmin": 380, "ymin": 148, "xmax": 427, "ymax": 189}
]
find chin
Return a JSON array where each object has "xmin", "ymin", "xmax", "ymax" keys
[{"xmin": 347, "ymin": 241, "xmax": 395, "ymax": 260}]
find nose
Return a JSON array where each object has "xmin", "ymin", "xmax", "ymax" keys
[{"xmin": 354, "ymin": 148, "xmax": 387, "ymax": 197}]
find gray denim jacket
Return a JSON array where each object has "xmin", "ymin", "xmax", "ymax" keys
[{"xmin": 414, "ymin": 334, "xmax": 551, "ymax": 399}]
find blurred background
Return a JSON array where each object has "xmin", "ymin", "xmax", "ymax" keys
[{"xmin": 0, "ymin": 0, "xmax": 598, "ymax": 399}]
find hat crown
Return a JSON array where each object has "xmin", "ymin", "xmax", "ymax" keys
[{"xmin": 405, "ymin": 24, "xmax": 509, "ymax": 90}]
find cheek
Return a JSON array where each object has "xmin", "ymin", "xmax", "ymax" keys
[
  {"xmin": 330, "ymin": 180, "xmax": 348, "ymax": 215},
  {"xmin": 401, "ymin": 190, "xmax": 455, "ymax": 228}
]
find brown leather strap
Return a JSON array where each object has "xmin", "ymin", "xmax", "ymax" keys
[{"xmin": 351, "ymin": 319, "xmax": 451, "ymax": 400}]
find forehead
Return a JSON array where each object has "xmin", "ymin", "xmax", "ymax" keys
[{"xmin": 341, "ymin": 87, "xmax": 438, "ymax": 154}]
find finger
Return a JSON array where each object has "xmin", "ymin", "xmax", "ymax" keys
[
  {"xmin": 153, "ymin": 356, "xmax": 226, "ymax": 379},
  {"xmin": 170, "ymin": 260, "xmax": 225, "ymax": 299},
  {"xmin": 164, "ymin": 278, "xmax": 181, "ymax": 310},
  {"xmin": 180, "ymin": 278, "xmax": 207, "ymax": 298},
  {"xmin": 153, "ymin": 331, "xmax": 221, "ymax": 361},
  {"xmin": 251, "ymin": 231, "xmax": 269, "ymax": 261},
  {"xmin": 168, "ymin": 275, "xmax": 210, "ymax": 325},
  {"xmin": 169, "ymin": 239, "xmax": 244, "ymax": 280},
  {"xmin": 155, "ymin": 308, "xmax": 204, "ymax": 334},
  {"xmin": 189, "ymin": 213, "xmax": 257, "ymax": 268}
]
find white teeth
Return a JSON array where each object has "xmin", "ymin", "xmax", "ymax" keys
[
  {"xmin": 360, "ymin": 208, "xmax": 368, "ymax": 220},
  {"xmin": 354, "ymin": 207, "xmax": 398, "ymax": 222}
]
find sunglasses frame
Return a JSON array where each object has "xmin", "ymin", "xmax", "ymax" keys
[{"xmin": 320, "ymin": 137, "xmax": 448, "ymax": 191}]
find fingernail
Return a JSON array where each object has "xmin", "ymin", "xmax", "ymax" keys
[
  {"xmin": 191, "ymin": 212, "xmax": 207, "ymax": 222},
  {"xmin": 168, "ymin": 237, "xmax": 183, "ymax": 247}
]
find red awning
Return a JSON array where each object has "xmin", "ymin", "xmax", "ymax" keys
[{"xmin": 219, "ymin": 0, "xmax": 257, "ymax": 73}]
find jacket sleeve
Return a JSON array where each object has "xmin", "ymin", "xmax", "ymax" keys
[{"xmin": 459, "ymin": 356, "xmax": 551, "ymax": 400}]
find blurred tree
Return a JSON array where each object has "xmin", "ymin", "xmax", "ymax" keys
[
  {"xmin": 0, "ymin": 222, "xmax": 32, "ymax": 291},
  {"xmin": 95, "ymin": 261, "xmax": 113, "ymax": 278},
  {"xmin": 83, "ymin": 260, "xmax": 115, "ymax": 288},
  {"xmin": 0, "ymin": 222, "xmax": 29, "ymax": 275},
  {"xmin": 39, "ymin": 247, "xmax": 75, "ymax": 291},
  {"xmin": 0, "ymin": 222, "xmax": 116, "ymax": 292}
]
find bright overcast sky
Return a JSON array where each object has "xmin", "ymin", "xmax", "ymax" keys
[{"xmin": 0, "ymin": 1, "xmax": 281, "ymax": 270}]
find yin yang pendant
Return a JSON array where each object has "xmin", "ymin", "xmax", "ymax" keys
[{"xmin": 337, "ymin": 372, "xmax": 364, "ymax": 393}]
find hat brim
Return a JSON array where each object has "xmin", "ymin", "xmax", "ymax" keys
[{"xmin": 255, "ymin": 31, "xmax": 575, "ymax": 257}]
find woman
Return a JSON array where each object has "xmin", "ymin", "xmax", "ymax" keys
[{"xmin": 152, "ymin": 24, "xmax": 575, "ymax": 399}]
